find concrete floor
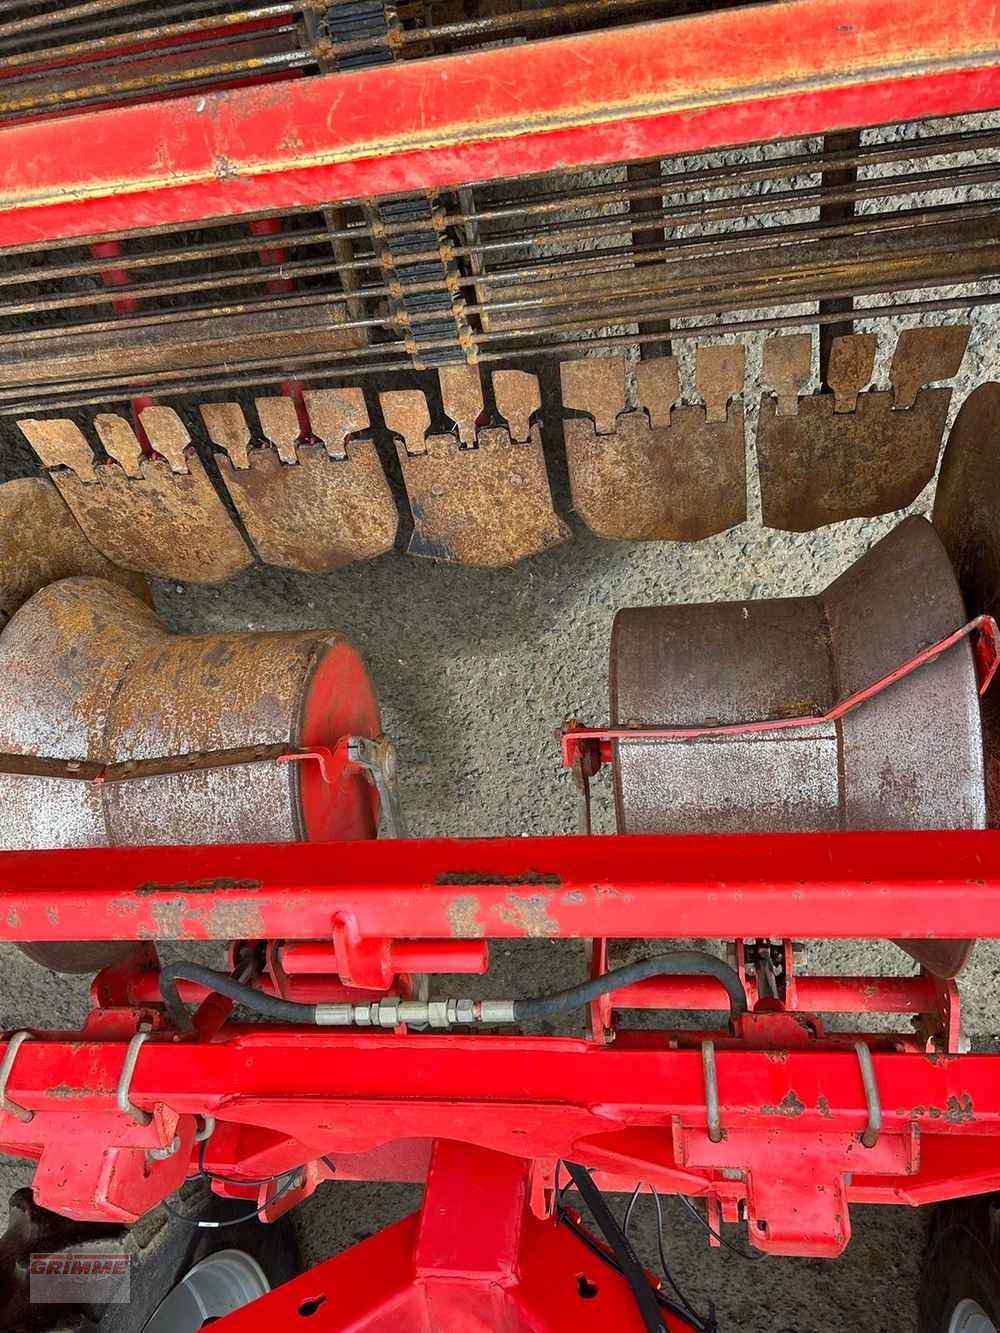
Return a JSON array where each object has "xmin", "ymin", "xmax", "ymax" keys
[{"xmin": 1, "ymin": 181, "xmax": 999, "ymax": 1329}]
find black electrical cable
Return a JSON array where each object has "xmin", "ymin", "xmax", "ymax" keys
[
  {"xmin": 161, "ymin": 1166, "xmax": 304, "ymax": 1229},
  {"xmin": 622, "ymin": 1184, "xmax": 712, "ymax": 1330},
  {"xmin": 513, "ymin": 951, "xmax": 747, "ymax": 1024},
  {"xmin": 677, "ymin": 1194, "xmax": 767, "ymax": 1262},
  {"xmin": 651, "ymin": 1187, "xmax": 714, "ymax": 1332},
  {"xmin": 564, "ymin": 1162, "xmax": 667, "ymax": 1333}
]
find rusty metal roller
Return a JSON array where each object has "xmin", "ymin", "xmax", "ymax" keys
[
  {"xmin": 0, "ymin": 577, "xmax": 381, "ymax": 855},
  {"xmin": 610, "ymin": 516, "xmax": 985, "ymax": 978}
]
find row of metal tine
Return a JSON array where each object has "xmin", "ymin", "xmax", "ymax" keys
[{"xmin": 14, "ymin": 327, "xmax": 971, "ymax": 582}]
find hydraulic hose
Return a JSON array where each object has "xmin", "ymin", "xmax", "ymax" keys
[
  {"xmin": 512, "ymin": 950, "xmax": 747, "ymax": 1024},
  {"xmin": 158, "ymin": 961, "xmax": 319, "ymax": 1032},
  {"xmin": 158, "ymin": 949, "xmax": 747, "ymax": 1032}
]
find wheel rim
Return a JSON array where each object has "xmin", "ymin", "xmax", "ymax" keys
[
  {"xmin": 142, "ymin": 1249, "xmax": 271, "ymax": 1332},
  {"xmin": 949, "ymin": 1297, "xmax": 999, "ymax": 1333}
]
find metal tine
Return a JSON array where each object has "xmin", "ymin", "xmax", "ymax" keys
[
  {"xmin": 635, "ymin": 356, "xmax": 681, "ymax": 429},
  {"xmin": 137, "ymin": 406, "xmax": 191, "ymax": 474},
  {"xmin": 828, "ymin": 333, "xmax": 877, "ymax": 414},
  {"xmin": 381, "ymin": 390, "xmax": 431, "ymax": 455},
  {"xmin": 891, "ymin": 325, "xmax": 971, "ymax": 409},
  {"xmin": 493, "ymin": 370, "xmax": 541, "ymax": 444},
  {"xmin": 762, "ymin": 334, "xmax": 812, "ymax": 418},
  {"xmin": 696, "ymin": 344, "xmax": 745, "ymax": 424},
  {"xmin": 255, "ymin": 396, "xmax": 301, "ymax": 465},
  {"xmin": 201, "ymin": 402, "xmax": 252, "ymax": 471},
  {"xmin": 304, "ymin": 388, "xmax": 369, "ymax": 460},
  {"xmin": 93, "ymin": 413, "xmax": 144, "ymax": 478},
  {"xmin": 439, "ymin": 366, "xmax": 484, "ymax": 446},
  {"xmin": 17, "ymin": 418, "xmax": 97, "ymax": 483},
  {"xmin": 559, "ymin": 357, "xmax": 626, "ymax": 436}
]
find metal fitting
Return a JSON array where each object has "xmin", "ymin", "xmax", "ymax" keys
[{"xmin": 314, "ymin": 996, "xmax": 515, "ymax": 1029}]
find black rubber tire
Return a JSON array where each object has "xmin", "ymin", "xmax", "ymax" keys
[
  {"xmin": 0, "ymin": 1183, "xmax": 300, "ymax": 1332},
  {"xmin": 97, "ymin": 1184, "xmax": 301, "ymax": 1332},
  {"xmin": 921, "ymin": 1195, "xmax": 1000, "ymax": 1331},
  {"xmin": 16, "ymin": 942, "xmax": 144, "ymax": 975}
]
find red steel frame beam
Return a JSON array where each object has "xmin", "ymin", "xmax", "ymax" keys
[
  {"xmin": 0, "ymin": 0, "xmax": 999, "ymax": 247},
  {"xmin": 2, "ymin": 829, "xmax": 1000, "ymax": 943}
]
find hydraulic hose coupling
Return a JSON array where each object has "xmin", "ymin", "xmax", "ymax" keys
[{"xmin": 314, "ymin": 998, "xmax": 517, "ymax": 1028}]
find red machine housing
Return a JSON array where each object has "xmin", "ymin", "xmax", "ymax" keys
[{"xmin": 2, "ymin": 2, "xmax": 1000, "ymax": 1328}]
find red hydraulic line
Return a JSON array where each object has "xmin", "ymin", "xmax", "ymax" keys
[{"xmin": 0, "ymin": 0, "xmax": 998, "ymax": 246}]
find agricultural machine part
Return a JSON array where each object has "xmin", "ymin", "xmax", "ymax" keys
[
  {"xmin": 0, "ymin": 575, "xmax": 382, "ymax": 852},
  {"xmin": 5, "ymin": 1, "xmax": 1000, "ymax": 1327},
  {"xmin": 0, "ymin": 475, "xmax": 148, "ymax": 626},
  {"xmin": 383, "ymin": 367, "xmax": 568, "ymax": 566},
  {"xmin": 564, "ymin": 517, "xmax": 988, "ymax": 980},
  {"xmin": 562, "ymin": 349, "xmax": 746, "ymax": 540},
  {"xmin": 19, "ymin": 411, "xmax": 254, "ymax": 585},
  {"xmin": 934, "ymin": 382, "xmax": 1000, "ymax": 828},
  {"xmin": 204, "ymin": 390, "xmax": 398, "ymax": 571},
  {"xmin": 757, "ymin": 326, "xmax": 969, "ymax": 530}
]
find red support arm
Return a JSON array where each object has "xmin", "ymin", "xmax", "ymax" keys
[{"xmin": 0, "ymin": 0, "xmax": 998, "ymax": 246}]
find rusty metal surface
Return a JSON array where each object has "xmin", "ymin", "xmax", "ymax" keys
[
  {"xmin": 634, "ymin": 356, "xmax": 680, "ymax": 428},
  {"xmin": 762, "ymin": 334, "xmax": 812, "ymax": 417},
  {"xmin": 398, "ymin": 425, "xmax": 568, "ymax": 567},
  {"xmin": 439, "ymin": 366, "xmax": 484, "ymax": 445},
  {"xmin": 17, "ymin": 418, "xmax": 97, "ymax": 481},
  {"xmin": 42, "ymin": 452, "xmax": 254, "ymax": 584},
  {"xmin": 217, "ymin": 441, "xmax": 398, "ymax": 571},
  {"xmin": 827, "ymin": 332, "xmax": 876, "ymax": 413},
  {"xmin": 304, "ymin": 388, "xmax": 370, "ymax": 458},
  {"xmin": 0, "ymin": 476, "xmax": 148, "ymax": 625},
  {"xmin": 611, "ymin": 516, "xmax": 984, "ymax": 976},
  {"xmin": 933, "ymin": 381, "xmax": 1000, "ymax": 829},
  {"xmin": 757, "ymin": 388, "xmax": 951, "ymax": 531},
  {"xmin": 139, "ymin": 405, "xmax": 195, "ymax": 473},
  {"xmin": 891, "ymin": 325, "xmax": 971, "ymax": 409},
  {"xmin": 0, "ymin": 299, "xmax": 365, "ymax": 397},
  {"xmin": 0, "ymin": 574, "xmax": 376, "ymax": 852},
  {"xmin": 493, "ymin": 370, "xmax": 541, "ymax": 443},
  {"xmin": 93, "ymin": 413, "xmax": 144, "ymax": 477},
  {"xmin": 381, "ymin": 390, "xmax": 431, "ymax": 454},
  {"xmin": 201, "ymin": 401, "xmax": 252, "ymax": 470},
  {"xmin": 565, "ymin": 406, "xmax": 746, "ymax": 541},
  {"xmin": 559, "ymin": 357, "xmax": 625, "ymax": 435},
  {"xmin": 695, "ymin": 344, "xmax": 744, "ymax": 423},
  {"xmin": 255, "ymin": 395, "xmax": 302, "ymax": 465},
  {"xmin": 0, "ymin": 577, "xmax": 168, "ymax": 851}
]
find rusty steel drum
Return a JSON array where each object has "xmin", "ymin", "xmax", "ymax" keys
[
  {"xmin": 611, "ymin": 516, "xmax": 986, "ymax": 978},
  {"xmin": 0, "ymin": 577, "xmax": 381, "ymax": 965},
  {"xmin": 933, "ymin": 381, "xmax": 1000, "ymax": 826}
]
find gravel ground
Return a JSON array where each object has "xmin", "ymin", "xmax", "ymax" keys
[{"xmin": 1, "ymin": 126, "xmax": 999, "ymax": 1331}]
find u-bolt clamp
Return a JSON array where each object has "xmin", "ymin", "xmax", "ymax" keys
[
  {"xmin": 116, "ymin": 1026, "xmax": 153, "ymax": 1127},
  {"xmin": 701, "ymin": 1040, "xmax": 723, "ymax": 1143},
  {"xmin": 0, "ymin": 1031, "xmax": 34, "ymax": 1124},
  {"xmin": 855, "ymin": 1041, "xmax": 882, "ymax": 1149}
]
